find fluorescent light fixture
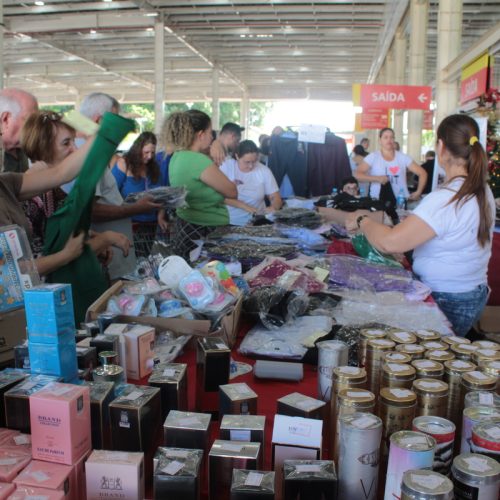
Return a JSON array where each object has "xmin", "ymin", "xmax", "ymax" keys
[
  {"xmin": 103, "ymin": 0, "xmax": 113, "ymax": 2},
  {"xmin": 145, "ymin": 12, "xmax": 158, "ymax": 16},
  {"xmin": 90, "ymin": 29, "xmax": 97, "ymax": 34},
  {"xmin": 34, "ymin": 1, "xmax": 44, "ymax": 5},
  {"xmin": 146, "ymin": 27, "xmax": 154, "ymax": 31}
]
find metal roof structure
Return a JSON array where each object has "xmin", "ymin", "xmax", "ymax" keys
[{"xmin": 3, "ymin": 1, "xmax": 500, "ymax": 104}]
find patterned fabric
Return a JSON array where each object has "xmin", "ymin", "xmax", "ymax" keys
[{"xmin": 172, "ymin": 217, "xmax": 211, "ymax": 260}]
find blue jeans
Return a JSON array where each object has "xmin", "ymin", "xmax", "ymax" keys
[{"xmin": 432, "ymin": 284, "xmax": 489, "ymax": 337}]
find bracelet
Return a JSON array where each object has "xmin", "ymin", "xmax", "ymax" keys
[{"xmin": 356, "ymin": 214, "xmax": 369, "ymax": 229}]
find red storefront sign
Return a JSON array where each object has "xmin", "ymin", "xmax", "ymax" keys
[
  {"xmin": 460, "ymin": 53, "xmax": 490, "ymax": 104},
  {"xmin": 361, "ymin": 108, "xmax": 389, "ymax": 129},
  {"xmin": 423, "ymin": 110, "xmax": 433, "ymax": 130},
  {"xmin": 360, "ymin": 84, "xmax": 432, "ymax": 110}
]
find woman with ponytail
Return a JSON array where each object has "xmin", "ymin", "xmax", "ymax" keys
[
  {"xmin": 163, "ymin": 110, "xmax": 237, "ymax": 259},
  {"xmin": 346, "ymin": 114, "xmax": 495, "ymax": 336}
]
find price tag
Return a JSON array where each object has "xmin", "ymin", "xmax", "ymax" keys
[
  {"xmin": 391, "ymin": 389, "xmax": 412, "ymax": 398},
  {"xmin": 245, "ymin": 472, "xmax": 264, "ymax": 486},
  {"xmin": 452, "ymin": 360, "xmax": 471, "ymax": 369},
  {"xmin": 216, "ymin": 343, "xmax": 228, "ymax": 350},
  {"xmin": 470, "ymin": 371, "xmax": 489, "ymax": 380},
  {"xmin": 124, "ymin": 390, "xmax": 143, "ymax": 401},
  {"xmin": 162, "ymin": 460, "xmax": 184, "ymax": 475},
  {"xmin": 106, "ymin": 452, "xmax": 129, "ymax": 461},
  {"xmin": 221, "ymin": 443, "xmax": 244, "ymax": 452},
  {"xmin": 31, "ymin": 470, "xmax": 50, "ymax": 483},
  {"xmin": 416, "ymin": 361, "xmax": 435, "ymax": 368},
  {"xmin": 163, "ymin": 369, "xmax": 176, "ymax": 377},
  {"xmin": 179, "ymin": 417, "xmax": 202, "ymax": 426},
  {"xmin": 347, "ymin": 391, "xmax": 371, "ymax": 398},
  {"xmin": 295, "ymin": 464, "xmax": 322, "ymax": 473},
  {"xmin": 298, "ymin": 124, "xmax": 327, "ymax": 144},
  {"xmin": 230, "ymin": 430, "xmax": 251, "ymax": 442},
  {"xmin": 485, "ymin": 426, "xmax": 500, "ymax": 440},
  {"xmin": 13, "ymin": 434, "xmax": 31, "ymax": 445},
  {"xmin": 165, "ymin": 449, "xmax": 189, "ymax": 458},
  {"xmin": 402, "ymin": 435, "xmax": 428, "ymax": 446},
  {"xmin": 297, "ymin": 398, "xmax": 320, "ymax": 410},
  {"xmin": 0, "ymin": 458, "xmax": 18, "ymax": 466},
  {"xmin": 387, "ymin": 353, "xmax": 406, "ymax": 360},
  {"xmin": 352, "ymin": 416, "xmax": 378, "ymax": 429},
  {"xmin": 464, "ymin": 456, "xmax": 492, "ymax": 472},
  {"xmin": 288, "ymin": 422, "xmax": 312, "ymax": 437},
  {"xmin": 418, "ymin": 381, "xmax": 443, "ymax": 389},
  {"xmin": 387, "ymin": 363, "xmax": 408, "ymax": 372},
  {"xmin": 479, "ymin": 393, "xmax": 494, "ymax": 405},
  {"xmin": 339, "ymin": 366, "xmax": 360, "ymax": 374},
  {"xmin": 411, "ymin": 473, "xmax": 444, "ymax": 490}
]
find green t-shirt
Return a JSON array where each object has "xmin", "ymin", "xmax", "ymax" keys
[{"xmin": 169, "ymin": 150, "xmax": 229, "ymax": 226}]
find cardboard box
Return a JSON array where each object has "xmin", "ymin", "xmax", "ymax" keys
[
  {"xmin": 85, "ymin": 450, "xmax": 144, "ymax": 500},
  {"xmin": 13, "ymin": 460, "xmax": 72, "ymax": 496},
  {"xmin": 76, "ymin": 346, "xmax": 97, "ymax": 371},
  {"xmin": 0, "ymin": 370, "xmax": 28, "ymax": 427},
  {"xmin": 164, "ymin": 410, "xmax": 211, "ymax": 452},
  {"xmin": 68, "ymin": 450, "xmax": 90, "ymax": 500},
  {"xmin": 283, "ymin": 460, "xmax": 338, "ymax": 499},
  {"xmin": 0, "ymin": 429, "xmax": 32, "ymax": 454},
  {"xmin": 277, "ymin": 392, "xmax": 326, "ymax": 420},
  {"xmin": 14, "ymin": 343, "xmax": 30, "ymax": 370},
  {"xmin": 230, "ymin": 470, "xmax": 275, "ymax": 499},
  {"xmin": 122, "ymin": 324, "xmax": 155, "ymax": 380},
  {"xmin": 0, "ymin": 448, "xmax": 31, "ymax": 483},
  {"xmin": 0, "ymin": 308, "xmax": 27, "ymax": 366},
  {"xmin": 86, "ymin": 280, "xmax": 243, "ymax": 347},
  {"xmin": 83, "ymin": 381, "xmax": 114, "ymax": 449},
  {"xmin": 29, "ymin": 383, "xmax": 91, "ymax": 465},
  {"xmin": 219, "ymin": 383, "xmax": 258, "ymax": 417},
  {"xmin": 8, "ymin": 486, "xmax": 65, "ymax": 500},
  {"xmin": 0, "ymin": 482, "xmax": 15, "ymax": 500}
]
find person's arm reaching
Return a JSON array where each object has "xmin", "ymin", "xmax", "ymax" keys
[
  {"xmin": 224, "ymin": 198, "xmax": 257, "ymax": 213},
  {"xmin": 407, "ymin": 161, "xmax": 428, "ymax": 200},
  {"xmin": 35, "ymin": 232, "xmax": 85, "ymax": 276},
  {"xmin": 268, "ymin": 191, "xmax": 282, "ymax": 211},
  {"xmin": 354, "ymin": 160, "xmax": 389, "ymax": 185},
  {"xmin": 91, "ymin": 195, "xmax": 162, "ymax": 222},
  {"xmin": 200, "ymin": 164, "xmax": 237, "ymax": 198}
]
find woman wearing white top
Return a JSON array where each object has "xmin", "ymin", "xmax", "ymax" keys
[
  {"xmin": 355, "ymin": 127, "xmax": 427, "ymax": 201},
  {"xmin": 220, "ymin": 140, "xmax": 282, "ymax": 226},
  {"xmin": 346, "ymin": 115, "xmax": 495, "ymax": 337}
]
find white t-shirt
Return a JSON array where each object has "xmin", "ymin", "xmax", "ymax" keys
[
  {"xmin": 364, "ymin": 150, "xmax": 413, "ymax": 199},
  {"xmin": 220, "ymin": 158, "xmax": 279, "ymax": 226},
  {"xmin": 412, "ymin": 178, "xmax": 495, "ymax": 293}
]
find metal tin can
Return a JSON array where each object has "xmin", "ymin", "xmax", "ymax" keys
[
  {"xmin": 401, "ymin": 469, "xmax": 454, "ymax": 499},
  {"xmin": 384, "ymin": 351, "xmax": 412, "ymax": 365},
  {"xmin": 452, "ymin": 452, "xmax": 500, "ymax": 500},
  {"xmin": 482, "ymin": 360, "xmax": 500, "ymax": 394},
  {"xmin": 425, "ymin": 349, "xmax": 455, "ymax": 363},
  {"xmin": 316, "ymin": 340, "xmax": 349, "ymax": 401},
  {"xmin": 461, "ymin": 406, "xmax": 500, "ymax": 454},
  {"xmin": 472, "ymin": 340, "xmax": 500, "ymax": 351},
  {"xmin": 471, "ymin": 420, "xmax": 500, "ymax": 461},
  {"xmin": 388, "ymin": 331, "xmax": 417, "ymax": 345},
  {"xmin": 358, "ymin": 328, "xmax": 387, "ymax": 367},
  {"xmin": 414, "ymin": 329, "xmax": 442, "ymax": 342},
  {"xmin": 412, "ymin": 378, "xmax": 449, "ymax": 418},
  {"xmin": 412, "ymin": 359, "xmax": 444, "ymax": 380},
  {"xmin": 381, "ymin": 363, "xmax": 416, "ymax": 390},
  {"xmin": 460, "ymin": 370, "xmax": 497, "ymax": 409},
  {"xmin": 451, "ymin": 343, "xmax": 478, "ymax": 361},
  {"xmin": 442, "ymin": 335, "xmax": 471, "ymax": 347},
  {"xmin": 365, "ymin": 338, "xmax": 396, "ymax": 396},
  {"xmin": 396, "ymin": 343, "xmax": 426, "ymax": 360},
  {"xmin": 338, "ymin": 412, "xmax": 382, "ymax": 500},
  {"xmin": 384, "ymin": 430, "xmax": 436, "ymax": 500},
  {"xmin": 444, "ymin": 359, "xmax": 477, "ymax": 427},
  {"xmin": 412, "ymin": 416, "xmax": 455, "ymax": 476},
  {"xmin": 422, "ymin": 341, "xmax": 449, "ymax": 352},
  {"xmin": 473, "ymin": 348, "xmax": 500, "ymax": 367},
  {"xmin": 464, "ymin": 390, "xmax": 500, "ymax": 409}
]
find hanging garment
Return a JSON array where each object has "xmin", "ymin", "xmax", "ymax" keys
[
  {"xmin": 44, "ymin": 112, "xmax": 135, "ymax": 323},
  {"xmin": 307, "ymin": 133, "xmax": 352, "ymax": 196}
]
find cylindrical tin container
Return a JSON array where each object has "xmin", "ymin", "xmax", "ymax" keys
[
  {"xmin": 334, "ymin": 388, "xmax": 375, "ymax": 463},
  {"xmin": 442, "ymin": 335, "xmax": 470, "ymax": 347},
  {"xmin": 461, "ymin": 406, "xmax": 500, "ymax": 454},
  {"xmin": 460, "ymin": 370, "xmax": 497, "ymax": 409},
  {"xmin": 401, "ymin": 469, "xmax": 454, "ymax": 499},
  {"xmin": 464, "ymin": 390, "xmax": 500, "ymax": 409},
  {"xmin": 384, "ymin": 430, "xmax": 436, "ymax": 500},
  {"xmin": 444, "ymin": 359, "xmax": 477, "ymax": 426},
  {"xmin": 422, "ymin": 341, "xmax": 449, "ymax": 352},
  {"xmin": 396, "ymin": 343, "xmax": 426, "ymax": 360},
  {"xmin": 471, "ymin": 420, "xmax": 500, "ymax": 461},
  {"xmin": 365, "ymin": 338, "xmax": 396, "ymax": 396},
  {"xmin": 412, "ymin": 416, "xmax": 455, "ymax": 476},
  {"xmin": 473, "ymin": 348, "xmax": 500, "ymax": 367},
  {"xmin": 414, "ymin": 329, "xmax": 441, "ymax": 342},
  {"xmin": 451, "ymin": 343, "xmax": 478, "ymax": 361},
  {"xmin": 338, "ymin": 412, "xmax": 382, "ymax": 500},
  {"xmin": 316, "ymin": 340, "xmax": 349, "ymax": 401},
  {"xmin": 412, "ymin": 379, "xmax": 449, "ymax": 418},
  {"xmin": 472, "ymin": 340, "xmax": 500, "ymax": 351},
  {"xmin": 425, "ymin": 350, "xmax": 455, "ymax": 363},
  {"xmin": 388, "ymin": 331, "xmax": 417, "ymax": 345},
  {"xmin": 452, "ymin": 452, "xmax": 500, "ymax": 500},
  {"xmin": 482, "ymin": 360, "xmax": 500, "ymax": 394},
  {"xmin": 381, "ymin": 363, "xmax": 416, "ymax": 390},
  {"xmin": 384, "ymin": 351, "xmax": 412, "ymax": 365},
  {"xmin": 412, "ymin": 359, "xmax": 444, "ymax": 380},
  {"xmin": 358, "ymin": 328, "xmax": 387, "ymax": 367}
]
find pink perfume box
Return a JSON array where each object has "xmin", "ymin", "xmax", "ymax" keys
[
  {"xmin": 8, "ymin": 485, "xmax": 65, "ymax": 500},
  {"xmin": 29, "ymin": 383, "xmax": 91, "ymax": 465},
  {"xmin": 123, "ymin": 325, "xmax": 155, "ymax": 380},
  {"xmin": 85, "ymin": 450, "xmax": 144, "ymax": 500},
  {"xmin": 68, "ymin": 450, "xmax": 90, "ymax": 500},
  {"xmin": 0, "ymin": 430, "xmax": 31, "ymax": 455},
  {"xmin": 0, "ymin": 448, "xmax": 31, "ymax": 483},
  {"xmin": 13, "ymin": 460, "xmax": 72, "ymax": 497},
  {"xmin": 0, "ymin": 482, "xmax": 15, "ymax": 500}
]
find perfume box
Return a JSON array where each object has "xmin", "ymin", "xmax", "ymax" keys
[
  {"xmin": 28, "ymin": 332, "xmax": 78, "ymax": 381},
  {"xmin": 148, "ymin": 363, "xmax": 188, "ymax": 421},
  {"xmin": 85, "ymin": 450, "xmax": 144, "ymax": 500},
  {"xmin": 24, "ymin": 284, "xmax": 75, "ymax": 342},
  {"xmin": 30, "ymin": 382, "xmax": 91, "ymax": 465},
  {"xmin": 8, "ymin": 486, "xmax": 65, "ymax": 500},
  {"xmin": 0, "ymin": 430, "xmax": 31, "ymax": 454},
  {"xmin": 283, "ymin": 460, "xmax": 338, "ymax": 500},
  {"xmin": 122, "ymin": 324, "xmax": 156, "ymax": 380},
  {"xmin": 0, "ymin": 370, "xmax": 28, "ymax": 427},
  {"xmin": 13, "ymin": 460, "xmax": 72, "ymax": 496},
  {"xmin": 83, "ymin": 381, "xmax": 114, "ymax": 449},
  {"xmin": 0, "ymin": 482, "xmax": 15, "ymax": 500},
  {"xmin": 153, "ymin": 447, "xmax": 203, "ymax": 500},
  {"xmin": 219, "ymin": 383, "xmax": 258, "ymax": 418},
  {"xmin": 230, "ymin": 469, "xmax": 276, "ymax": 499},
  {"xmin": 4, "ymin": 374, "xmax": 60, "ymax": 433},
  {"xmin": 89, "ymin": 334, "xmax": 120, "ymax": 358},
  {"xmin": 68, "ymin": 450, "xmax": 90, "ymax": 500},
  {"xmin": 76, "ymin": 346, "xmax": 97, "ymax": 371},
  {"xmin": 196, "ymin": 337, "xmax": 230, "ymax": 393},
  {"xmin": 209, "ymin": 440, "xmax": 261, "ymax": 500},
  {"xmin": 14, "ymin": 343, "xmax": 30, "ymax": 370},
  {"xmin": 163, "ymin": 410, "xmax": 211, "ymax": 452},
  {"xmin": 109, "ymin": 384, "xmax": 161, "ymax": 453},
  {"xmin": 0, "ymin": 448, "xmax": 31, "ymax": 483},
  {"xmin": 277, "ymin": 392, "xmax": 326, "ymax": 420}
]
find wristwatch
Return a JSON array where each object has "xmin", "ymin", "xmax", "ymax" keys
[{"xmin": 356, "ymin": 214, "xmax": 368, "ymax": 229}]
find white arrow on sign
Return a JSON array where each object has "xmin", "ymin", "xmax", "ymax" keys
[{"xmin": 418, "ymin": 93, "xmax": 428, "ymax": 103}]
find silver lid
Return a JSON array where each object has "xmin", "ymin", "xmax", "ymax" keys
[
  {"xmin": 452, "ymin": 453, "xmax": 500, "ymax": 485},
  {"xmin": 401, "ymin": 469, "xmax": 453, "ymax": 499}
]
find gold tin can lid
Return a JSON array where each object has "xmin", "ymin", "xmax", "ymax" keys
[
  {"xmin": 388, "ymin": 331, "xmax": 417, "ymax": 345},
  {"xmin": 442, "ymin": 335, "xmax": 470, "ymax": 346},
  {"xmin": 380, "ymin": 387, "xmax": 417, "ymax": 405},
  {"xmin": 332, "ymin": 366, "xmax": 367, "ymax": 383},
  {"xmin": 451, "ymin": 343, "xmax": 479, "ymax": 356},
  {"xmin": 462, "ymin": 370, "xmax": 498, "ymax": 390},
  {"xmin": 444, "ymin": 359, "xmax": 476, "ymax": 374},
  {"xmin": 473, "ymin": 349, "xmax": 500, "ymax": 365},
  {"xmin": 414, "ymin": 329, "xmax": 442, "ymax": 342},
  {"xmin": 412, "ymin": 359, "xmax": 444, "ymax": 375},
  {"xmin": 367, "ymin": 338, "xmax": 396, "ymax": 351},
  {"xmin": 360, "ymin": 328, "xmax": 387, "ymax": 340},
  {"xmin": 472, "ymin": 340, "xmax": 500, "ymax": 351},
  {"xmin": 425, "ymin": 350, "xmax": 455, "ymax": 363},
  {"xmin": 338, "ymin": 388, "xmax": 375, "ymax": 407},
  {"xmin": 412, "ymin": 378, "xmax": 449, "ymax": 395},
  {"xmin": 463, "ymin": 406, "xmax": 500, "ymax": 422},
  {"xmin": 483, "ymin": 360, "xmax": 500, "ymax": 378},
  {"xmin": 383, "ymin": 362, "xmax": 416, "ymax": 379},
  {"xmin": 396, "ymin": 343, "xmax": 426, "ymax": 355},
  {"xmin": 384, "ymin": 351, "xmax": 412, "ymax": 364},
  {"xmin": 422, "ymin": 341, "xmax": 448, "ymax": 351}
]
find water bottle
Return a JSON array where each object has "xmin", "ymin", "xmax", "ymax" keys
[
  {"xmin": 359, "ymin": 187, "xmax": 365, "ymax": 198},
  {"xmin": 331, "ymin": 187, "xmax": 338, "ymax": 196},
  {"xmin": 396, "ymin": 188, "xmax": 406, "ymax": 210}
]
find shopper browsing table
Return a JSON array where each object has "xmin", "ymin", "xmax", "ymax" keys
[{"xmin": 346, "ymin": 114, "xmax": 495, "ymax": 337}]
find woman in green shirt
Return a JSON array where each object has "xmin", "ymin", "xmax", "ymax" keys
[{"xmin": 165, "ymin": 110, "xmax": 237, "ymax": 259}]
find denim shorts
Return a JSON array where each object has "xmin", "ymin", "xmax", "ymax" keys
[{"xmin": 431, "ymin": 284, "xmax": 489, "ymax": 337}]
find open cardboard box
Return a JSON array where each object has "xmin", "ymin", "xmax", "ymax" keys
[
  {"xmin": 86, "ymin": 280, "xmax": 243, "ymax": 347},
  {"xmin": 476, "ymin": 305, "xmax": 500, "ymax": 341}
]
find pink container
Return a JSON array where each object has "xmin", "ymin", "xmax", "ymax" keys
[
  {"xmin": 0, "ymin": 482, "xmax": 15, "ymax": 500},
  {"xmin": 0, "ymin": 448, "xmax": 31, "ymax": 483},
  {"xmin": 0, "ymin": 432, "xmax": 31, "ymax": 454},
  {"xmin": 8, "ymin": 485, "xmax": 65, "ymax": 500},
  {"xmin": 68, "ymin": 451, "xmax": 90, "ymax": 500},
  {"xmin": 29, "ymin": 383, "xmax": 90, "ymax": 465},
  {"xmin": 13, "ymin": 459, "xmax": 72, "ymax": 497}
]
